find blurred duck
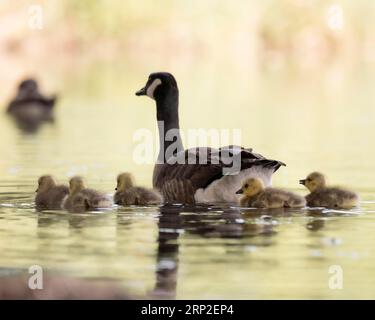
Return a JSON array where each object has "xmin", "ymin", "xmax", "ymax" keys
[
  {"xmin": 236, "ymin": 177, "xmax": 306, "ymax": 208},
  {"xmin": 64, "ymin": 176, "xmax": 112, "ymax": 211},
  {"xmin": 6, "ymin": 78, "xmax": 57, "ymax": 131},
  {"xmin": 300, "ymin": 172, "xmax": 359, "ymax": 209},
  {"xmin": 114, "ymin": 172, "xmax": 162, "ymax": 206},
  {"xmin": 35, "ymin": 175, "xmax": 69, "ymax": 209}
]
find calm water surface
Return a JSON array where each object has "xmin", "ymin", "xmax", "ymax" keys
[{"xmin": 0, "ymin": 60, "xmax": 374, "ymax": 299}]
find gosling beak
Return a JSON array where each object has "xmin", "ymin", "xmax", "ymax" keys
[
  {"xmin": 235, "ymin": 189, "xmax": 243, "ymax": 194},
  {"xmin": 135, "ymin": 86, "xmax": 147, "ymax": 96},
  {"xmin": 299, "ymin": 179, "xmax": 306, "ymax": 185}
]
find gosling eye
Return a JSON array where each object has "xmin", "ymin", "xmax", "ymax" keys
[
  {"xmin": 307, "ymin": 178, "xmax": 312, "ymax": 182},
  {"xmin": 244, "ymin": 184, "xmax": 248, "ymax": 188}
]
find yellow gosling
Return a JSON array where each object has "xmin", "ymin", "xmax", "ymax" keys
[
  {"xmin": 64, "ymin": 176, "xmax": 112, "ymax": 211},
  {"xmin": 236, "ymin": 177, "xmax": 306, "ymax": 209},
  {"xmin": 35, "ymin": 175, "xmax": 69, "ymax": 209},
  {"xmin": 299, "ymin": 172, "xmax": 359, "ymax": 209},
  {"xmin": 114, "ymin": 172, "xmax": 162, "ymax": 206}
]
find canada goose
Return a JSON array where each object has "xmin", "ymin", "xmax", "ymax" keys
[
  {"xmin": 114, "ymin": 172, "xmax": 162, "ymax": 205},
  {"xmin": 299, "ymin": 172, "xmax": 359, "ymax": 209},
  {"xmin": 6, "ymin": 79, "xmax": 57, "ymax": 131},
  {"xmin": 135, "ymin": 72, "xmax": 285, "ymax": 204},
  {"xmin": 64, "ymin": 176, "xmax": 112, "ymax": 211},
  {"xmin": 35, "ymin": 175, "xmax": 69, "ymax": 209},
  {"xmin": 236, "ymin": 177, "xmax": 306, "ymax": 208}
]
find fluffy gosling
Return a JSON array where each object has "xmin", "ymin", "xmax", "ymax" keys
[
  {"xmin": 300, "ymin": 172, "xmax": 359, "ymax": 209},
  {"xmin": 64, "ymin": 176, "xmax": 112, "ymax": 211},
  {"xmin": 114, "ymin": 172, "xmax": 162, "ymax": 206},
  {"xmin": 35, "ymin": 175, "xmax": 69, "ymax": 209},
  {"xmin": 236, "ymin": 177, "xmax": 306, "ymax": 208}
]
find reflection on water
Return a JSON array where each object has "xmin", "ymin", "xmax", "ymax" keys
[
  {"xmin": 0, "ymin": 198, "xmax": 374, "ymax": 299},
  {"xmin": 0, "ymin": 59, "xmax": 375, "ymax": 299}
]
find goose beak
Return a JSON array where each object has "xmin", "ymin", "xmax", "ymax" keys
[
  {"xmin": 235, "ymin": 189, "xmax": 243, "ymax": 194},
  {"xmin": 135, "ymin": 87, "xmax": 147, "ymax": 96},
  {"xmin": 299, "ymin": 179, "xmax": 306, "ymax": 185}
]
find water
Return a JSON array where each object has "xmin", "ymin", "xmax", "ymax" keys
[{"xmin": 0, "ymin": 59, "xmax": 374, "ymax": 299}]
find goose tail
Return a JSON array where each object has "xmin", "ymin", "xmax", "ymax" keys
[{"xmin": 257, "ymin": 159, "xmax": 286, "ymax": 173}]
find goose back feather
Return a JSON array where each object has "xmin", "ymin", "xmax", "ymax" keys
[{"xmin": 154, "ymin": 146, "xmax": 284, "ymax": 203}]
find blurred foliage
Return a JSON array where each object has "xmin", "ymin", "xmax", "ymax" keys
[
  {"xmin": 0, "ymin": 0, "xmax": 373, "ymax": 92},
  {"xmin": 1, "ymin": 0, "xmax": 373, "ymax": 59}
]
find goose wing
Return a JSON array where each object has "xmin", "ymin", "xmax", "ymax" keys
[
  {"xmin": 7, "ymin": 94, "xmax": 57, "ymax": 113},
  {"xmin": 154, "ymin": 145, "xmax": 285, "ymax": 203}
]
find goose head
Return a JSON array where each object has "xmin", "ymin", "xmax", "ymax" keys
[
  {"xmin": 36, "ymin": 175, "xmax": 56, "ymax": 193},
  {"xmin": 299, "ymin": 172, "xmax": 326, "ymax": 192},
  {"xmin": 115, "ymin": 172, "xmax": 134, "ymax": 192},
  {"xmin": 136, "ymin": 72, "xmax": 178, "ymax": 101},
  {"xmin": 236, "ymin": 178, "xmax": 265, "ymax": 197},
  {"xmin": 18, "ymin": 78, "xmax": 38, "ymax": 96},
  {"xmin": 69, "ymin": 176, "xmax": 86, "ymax": 194}
]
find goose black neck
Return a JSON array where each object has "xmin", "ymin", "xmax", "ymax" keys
[{"xmin": 156, "ymin": 88, "xmax": 184, "ymax": 163}]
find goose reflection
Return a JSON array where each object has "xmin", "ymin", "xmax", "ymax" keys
[
  {"xmin": 306, "ymin": 209, "xmax": 327, "ymax": 231},
  {"xmin": 151, "ymin": 204, "xmax": 280, "ymax": 298},
  {"xmin": 34, "ymin": 203, "xmax": 318, "ymax": 299}
]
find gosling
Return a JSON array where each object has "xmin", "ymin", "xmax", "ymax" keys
[
  {"xmin": 300, "ymin": 172, "xmax": 359, "ymax": 209},
  {"xmin": 64, "ymin": 176, "xmax": 112, "ymax": 211},
  {"xmin": 35, "ymin": 175, "xmax": 69, "ymax": 209},
  {"xmin": 236, "ymin": 177, "xmax": 306, "ymax": 209},
  {"xmin": 114, "ymin": 172, "xmax": 162, "ymax": 206}
]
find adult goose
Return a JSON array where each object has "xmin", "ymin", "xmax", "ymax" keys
[
  {"xmin": 7, "ymin": 79, "xmax": 57, "ymax": 131},
  {"xmin": 135, "ymin": 72, "xmax": 285, "ymax": 204}
]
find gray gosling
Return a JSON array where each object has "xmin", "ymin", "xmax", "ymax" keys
[
  {"xmin": 236, "ymin": 177, "xmax": 306, "ymax": 208},
  {"xmin": 35, "ymin": 175, "xmax": 69, "ymax": 209},
  {"xmin": 114, "ymin": 172, "xmax": 162, "ymax": 206},
  {"xmin": 64, "ymin": 176, "xmax": 112, "ymax": 211},
  {"xmin": 300, "ymin": 172, "xmax": 359, "ymax": 209}
]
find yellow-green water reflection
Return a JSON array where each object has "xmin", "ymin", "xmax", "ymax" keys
[{"xmin": 0, "ymin": 58, "xmax": 374, "ymax": 299}]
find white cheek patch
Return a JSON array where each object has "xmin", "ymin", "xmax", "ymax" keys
[{"xmin": 146, "ymin": 78, "xmax": 162, "ymax": 99}]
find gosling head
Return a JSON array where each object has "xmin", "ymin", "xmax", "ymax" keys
[
  {"xmin": 236, "ymin": 178, "xmax": 265, "ymax": 197},
  {"xmin": 299, "ymin": 172, "xmax": 326, "ymax": 192},
  {"xmin": 36, "ymin": 175, "xmax": 56, "ymax": 193},
  {"xmin": 69, "ymin": 176, "xmax": 86, "ymax": 194},
  {"xmin": 135, "ymin": 72, "xmax": 178, "ymax": 101},
  {"xmin": 115, "ymin": 172, "xmax": 135, "ymax": 192}
]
